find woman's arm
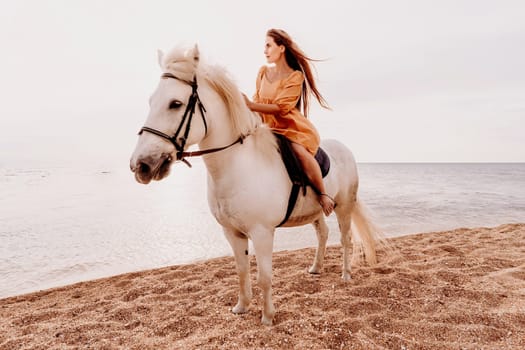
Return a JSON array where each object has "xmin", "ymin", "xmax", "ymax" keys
[{"xmin": 243, "ymin": 94, "xmax": 280, "ymax": 114}]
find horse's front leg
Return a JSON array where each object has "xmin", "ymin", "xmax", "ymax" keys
[
  {"xmin": 250, "ymin": 226, "xmax": 275, "ymax": 326},
  {"xmin": 223, "ymin": 227, "xmax": 252, "ymax": 314}
]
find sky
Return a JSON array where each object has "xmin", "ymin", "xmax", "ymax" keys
[{"xmin": 0, "ymin": 0, "xmax": 524, "ymax": 166}]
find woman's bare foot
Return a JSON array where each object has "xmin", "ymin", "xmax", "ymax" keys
[{"xmin": 319, "ymin": 194, "xmax": 336, "ymax": 216}]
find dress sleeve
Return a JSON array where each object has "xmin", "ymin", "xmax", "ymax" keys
[
  {"xmin": 253, "ymin": 66, "xmax": 266, "ymax": 102},
  {"xmin": 274, "ymin": 71, "xmax": 304, "ymax": 116}
]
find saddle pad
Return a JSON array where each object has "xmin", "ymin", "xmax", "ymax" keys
[
  {"xmin": 274, "ymin": 133, "xmax": 331, "ymax": 227},
  {"xmin": 314, "ymin": 147, "xmax": 330, "ymax": 178},
  {"xmin": 274, "ymin": 133, "xmax": 331, "ymax": 188}
]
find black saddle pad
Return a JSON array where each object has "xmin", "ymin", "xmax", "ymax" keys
[
  {"xmin": 274, "ymin": 133, "xmax": 331, "ymax": 190},
  {"xmin": 314, "ymin": 146, "xmax": 330, "ymax": 178}
]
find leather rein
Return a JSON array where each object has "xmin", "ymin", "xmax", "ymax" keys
[{"xmin": 138, "ymin": 72, "xmax": 246, "ymax": 167}]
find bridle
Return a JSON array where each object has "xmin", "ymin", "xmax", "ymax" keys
[{"xmin": 138, "ymin": 72, "xmax": 246, "ymax": 167}]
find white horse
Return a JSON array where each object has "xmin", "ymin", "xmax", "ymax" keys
[{"xmin": 130, "ymin": 44, "xmax": 385, "ymax": 325}]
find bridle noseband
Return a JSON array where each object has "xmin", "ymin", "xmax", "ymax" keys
[{"xmin": 138, "ymin": 72, "xmax": 246, "ymax": 167}]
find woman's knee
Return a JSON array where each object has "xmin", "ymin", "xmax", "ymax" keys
[{"xmin": 291, "ymin": 142, "xmax": 310, "ymax": 160}]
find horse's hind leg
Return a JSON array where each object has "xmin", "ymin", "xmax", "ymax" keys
[
  {"xmin": 223, "ymin": 227, "xmax": 252, "ymax": 314},
  {"xmin": 335, "ymin": 205, "xmax": 353, "ymax": 281},
  {"xmin": 308, "ymin": 217, "xmax": 329, "ymax": 274}
]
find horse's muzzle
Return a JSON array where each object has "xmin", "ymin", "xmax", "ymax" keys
[{"xmin": 130, "ymin": 154, "xmax": 173, "ymax": 184}]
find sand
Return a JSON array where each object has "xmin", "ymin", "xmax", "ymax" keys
[{"xmin": 1, "ymin": 223, "xmax": 524, "ymax": 350}]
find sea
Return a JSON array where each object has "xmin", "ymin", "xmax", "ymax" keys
[{"xmin": 1, "ymin": 162, "xmax": 524, "ymax": 299}]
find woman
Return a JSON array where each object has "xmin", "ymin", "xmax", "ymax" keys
[{"xmin": 243, "ymin": 28, "xmax": 335, "ymax": 216}]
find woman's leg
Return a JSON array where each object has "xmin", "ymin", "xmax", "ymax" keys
[{"xmin": 290, "ymin": 143, "xmax": 335, "ymax": 216}]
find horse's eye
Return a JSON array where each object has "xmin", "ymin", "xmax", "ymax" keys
[{"xmin": 169, "ymin": 100, "xmax": 182, "ymax": 109}]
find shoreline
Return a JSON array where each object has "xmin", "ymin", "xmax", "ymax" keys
[{"xmin": 1, "ymin": 223, "xmax": 524, "ymax": 349}]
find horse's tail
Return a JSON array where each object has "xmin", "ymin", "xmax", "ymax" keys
[{"xmin": 350, "ymin": 198, "xmax": 389, "ymax": 265}]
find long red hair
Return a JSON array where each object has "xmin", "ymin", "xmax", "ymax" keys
[{"xmin": 266, "ymin": 28, "xmax": 330, "ymax": 117}]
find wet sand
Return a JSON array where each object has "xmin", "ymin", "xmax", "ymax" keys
[{"xmin": 1, "ymin": 223, "xmax": 524, "ymax": 349}]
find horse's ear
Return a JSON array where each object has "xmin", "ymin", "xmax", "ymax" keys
[
  {"xmin": 185, "ymin": 44, "xmax": 199, "ymax": 66},
  {"xmin": 193, "ymin": 44, "xmax": 199, "ymax": 63},
  {"xmin": 157, "ymin": 49, "xmax": 164, "ymax": 68}
]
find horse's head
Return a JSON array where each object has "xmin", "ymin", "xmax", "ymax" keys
[
  {"xmin": 130, "ymin": 44, "xmax": 209, "ymax": 184},
  {"xmin": 131, "ymin": 44, "xmax": 263, "ymax": 184}
]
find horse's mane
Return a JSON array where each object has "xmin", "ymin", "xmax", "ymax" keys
[
  {"xmin": 202, "ymin": 65, "xmax": 259, "ymax": 138},
  {"xmin": 161, "ymin": 45, "xmax": 276, "ymax": 156}
]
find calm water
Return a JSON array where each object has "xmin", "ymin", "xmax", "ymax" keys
[{"xmin": 1, "ymin": 162, "xmax": 524, "ymax": 298}]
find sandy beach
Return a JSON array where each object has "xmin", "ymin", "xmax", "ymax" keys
[{"xmin": 1, "ymin": 223, "xmax": 524, "ymax": 349}]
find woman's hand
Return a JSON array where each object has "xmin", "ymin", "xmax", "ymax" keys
[
  {"xmin": 242, "ymin": 93, "xmax": 253, "ymax": 110},
  {"xmin": 242, "ymin": 93, "xmax": 280, "ymax": 114}
]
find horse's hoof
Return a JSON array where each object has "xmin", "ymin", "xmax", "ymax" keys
[
  {"xmin": 308, "ymin": 265, "xmax": 322, "ymax": 274},
  {"xmin": 232, "ymin": 303, "xmax": 249, "ymax": 314},
  {"xmin": 342, "ymin": 272, "xmax": 352, "ymax": 281},
  {"xmin": 261, "ymin": 315, "xmax": 273, "ymax": 326}
]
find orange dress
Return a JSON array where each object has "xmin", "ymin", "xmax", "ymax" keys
[{"xmin": 253, "ymin": 65, "xmax": 320, "ymax": 155}]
